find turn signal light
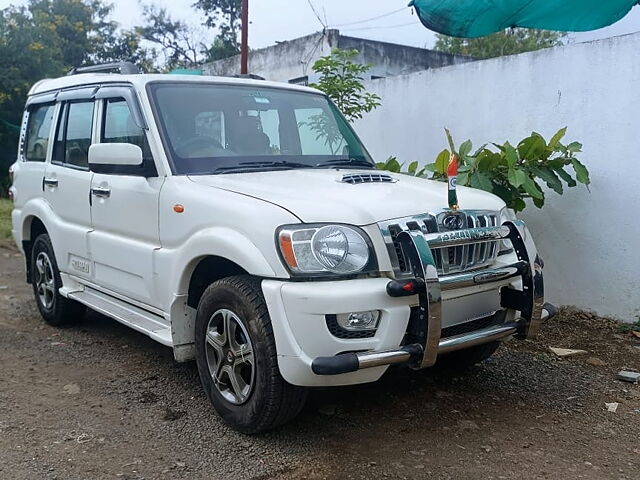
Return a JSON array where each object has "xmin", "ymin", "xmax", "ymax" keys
[{"xmin": 279, "ymin": 232, "xmax": 298, "ymax": 268}]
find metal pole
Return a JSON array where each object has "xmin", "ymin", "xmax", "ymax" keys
[{"xmin": 240, "ymin": 0, "xmax": 249, "ymax": 74}]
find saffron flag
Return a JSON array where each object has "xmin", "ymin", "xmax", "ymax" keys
[
  {"xmin": 447, "ymin": 153, "xmax": 458, "ymax": 210},
  {"xmin": 409, "ymin": 0, "xmax": 639, "ymax": 38}
]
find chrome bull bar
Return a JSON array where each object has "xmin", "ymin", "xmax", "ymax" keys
[{"xmin": 312, "ymin": 220, "xmax": 551, "ymax": 376}]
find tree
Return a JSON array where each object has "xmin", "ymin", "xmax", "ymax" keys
[
  {"xmin": 194, "ymin": 0, "xmax": 241, "ymax": 49},
  {"xmin": 434, "ymin": 28, "xmax": 566, "ymax": 59},
  {"xmin": 138, "ymin": 4, "xmax": 208, "ymax": 71},
  {"xmin": 310, "ymin": 48, "xmax": 381, "ymax": 122},
  {"xmin": 0, "ymin": 0, "xmax": 152, "ymax": 194}
]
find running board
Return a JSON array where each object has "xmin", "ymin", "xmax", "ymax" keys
[{"xmin": 68, "ymin": 288, "xmax": 173, "ymax": 346}]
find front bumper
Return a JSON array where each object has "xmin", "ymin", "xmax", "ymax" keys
[{"xmin": 263, "ymin": 220, "xmax": 553, "ymax": 387}]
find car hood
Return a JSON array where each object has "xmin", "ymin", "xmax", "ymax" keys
[{"xmin": 187, "ymin": 169, "xmax": 506, "ymax": 225}]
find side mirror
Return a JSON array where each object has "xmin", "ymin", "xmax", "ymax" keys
[{"xmin": 88, "ymin": 143, "xmax": 156, "ymax": 176}]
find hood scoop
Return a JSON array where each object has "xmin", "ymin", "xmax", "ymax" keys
[{"xmin": 340, "ymin": 173, "xmax": 397, "ymax": 185}]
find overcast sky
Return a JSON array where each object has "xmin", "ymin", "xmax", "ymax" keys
[{"xmin": 2, "ymin": 0, "xmax": 640, "ymax": 50}]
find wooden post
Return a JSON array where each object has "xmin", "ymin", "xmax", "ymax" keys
[{"xmin": 240, "ymin": 0, "xmax": 249, "ymax": 74}]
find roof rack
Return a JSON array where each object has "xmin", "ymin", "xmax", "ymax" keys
[
  {"xmin": 67, "ymin": 62, "xmax": 141, "ymax": 76},
  {"xmin": 229, "ymin": 73, "xmax": 265, "ymax": 81}
]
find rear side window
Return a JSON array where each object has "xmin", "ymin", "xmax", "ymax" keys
[
  {"xmin": 24, "ymin": 104, "xmax": 55, "ymax": 162},
  {"xmin": 53, "ymin": 101, "xmax": 95, "ymax": 169},
  {"xmin": 103, "ymin": 98, "xmax": 152, "ymax": 160}
]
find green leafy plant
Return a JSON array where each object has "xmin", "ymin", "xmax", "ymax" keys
[
  {"xmin": 310, "ymin": 48, "xmax": 381, "ymax": 122},
  {"xmin": 379, "ymin": 128, "xmax": 590, "ymax": 212},
  {"xmin": 376, "ymin": 156, "xmax": 428, "ymax": 178}
]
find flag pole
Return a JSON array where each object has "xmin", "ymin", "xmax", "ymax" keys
[{"xmin": 240, "ymin": 0, "xmax": 249, "ymax": 74}]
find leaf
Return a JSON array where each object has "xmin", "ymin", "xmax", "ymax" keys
[
  {"xmin": 517, "ymin": 133, "xmax": 546, "ymax": 161},
  {"xmin": 407, "ymin": 161, "xmax": 418, "ymax": 175},
  {"xmin": 434, "ymin": 149, "xmax": 450, "ymax": 175},
  {"xmin": 379, "ymin": 157, "xmax": 401, "ymax": 173},
  {"xmin": 532, "ymin": 196, "xmax": 545, "ymax": 208},
  {"xmin": 571, "ymin": 159, "xmax": 590, "ymax": 185},
  {"xmin": 477, "ymin": 150, "xmax": 502, "ymax": 171},
  {"xmin": 567, "ymin": 141, "xmax": 583, "ymax": 153},
  {"xmin": 512, "ymin": 197, "xmax": 527, "ymax": 212},
  {"xmin": 508, "ymin": 168, "xmax": 527, "ymax": 188},
  {"xmin": 470, "ymin": 172, "xmax": 493, "ymax": 192},
  {"xmin": 457, "ymin": 172, "xmax": 469, "ymax": 186},
  {"xmin": 554, "ymin": 166, "xmax": 577, "ymax": 187},
  {"xmin": 548, "ymin": 127, "xmax": 567, "ymax": 150},
  {"xmin": 531, "ymin": 166, "xmax": 563, "ymax": 195},
  {"xmin": 504, "ymin": 142, "xmax": 519, "ymax": 168},
  {"xmin": 459, "ymin": 140, "xmax": 473, "ymax": 158},
  {"xmin": 444, "ymin": 128, "xmax": 457, "ymax": 155},
  {"xmin": 522, "ymin": 175, "xmax": 544, "ymax": 199}
]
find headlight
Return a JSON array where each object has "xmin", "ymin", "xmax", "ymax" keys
[{"xmin": 277, "ymin": 224, "xmax": 376, "ymax": 276}]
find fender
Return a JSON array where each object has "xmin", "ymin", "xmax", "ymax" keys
[
  {"xmin": 163, "ymin": 226, "xmax": 281, "ymax": 298},
  {"xmin": 157, "ymin": 227, "xmax": 286, "ymax": 360}
]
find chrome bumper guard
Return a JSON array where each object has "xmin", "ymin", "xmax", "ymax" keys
[{"xmin": 312, "ymin": 220, "xmax": 554, "ymax": 376}]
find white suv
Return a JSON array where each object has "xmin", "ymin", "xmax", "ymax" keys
[{"xmin": 9, "ymin": 62, "xmax": 553, "ymax": 433}]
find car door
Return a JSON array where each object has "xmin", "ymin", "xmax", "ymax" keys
[
  {"xmin": 42, "ymin": 97, "xmax": 95, "ymax": 279},
  {"xmin": 88, "ymin": 91, "xmax": 163, "ymax": 306}
]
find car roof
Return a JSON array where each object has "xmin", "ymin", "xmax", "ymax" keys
[{"xmin": 28, "ymin": 73, "xmax": 323, "ymax": 97}]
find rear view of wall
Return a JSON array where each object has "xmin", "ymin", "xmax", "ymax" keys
[{"xmin": 355, "ymin": 33, "xmax": 640, "ymax": 321}]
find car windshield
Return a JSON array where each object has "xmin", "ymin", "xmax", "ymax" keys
[{"xmin": 149, "ymin": 82, "xmax": 375, "ymax": 175}]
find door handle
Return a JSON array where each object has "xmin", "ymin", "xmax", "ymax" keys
[
  {"xmin": 43, "ymin": 177, "xmax": 58, "ymax": 188},
  {"xmin": 91, "ymin": 187, "xmax": 111, "ymax": 198}
]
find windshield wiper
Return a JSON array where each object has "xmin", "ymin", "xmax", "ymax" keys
[
  {"xmin": 213, "ymin": 160, "xmax": 313, "ymax": 174},
  {"xmin": 316, "ymin": 158, "xmax": 375, "ymax": 169}
]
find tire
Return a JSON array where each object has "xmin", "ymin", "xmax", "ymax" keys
[
  {"xmin": 31, "ymin": 233, "xmax": 85, "ymax": 326},
  {"xmin": 435, "ymin": 341, "xmax": 501, "ymax": 370},
  {"xmin": 195, "ymin": 275, "xmax": 307, "ymax": 434}
]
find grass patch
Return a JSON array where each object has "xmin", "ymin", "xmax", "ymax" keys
[
  {"xmin": 618, "ymin": 319, "xmax": 640, "ymax": 334},
  {"xmin": 0, "ymin": 198, "xmax": 12, "ymax": 238}
]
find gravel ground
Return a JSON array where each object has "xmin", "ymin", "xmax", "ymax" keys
[{"xmin": 0, "ymin": 239, "xmax": 639, "ymax": 479}]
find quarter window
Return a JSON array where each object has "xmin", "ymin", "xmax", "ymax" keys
[
  {"xmin": 24, "ymin": 104, "xmax": 55, "ymax": 162},
  {"xmin": 103, "ymin": 98, "xmax": 152, "ymax": 160}
]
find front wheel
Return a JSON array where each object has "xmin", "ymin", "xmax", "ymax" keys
[{"xmin": 195, "ymin": 276, "xmax": 307, "ymax": 433}]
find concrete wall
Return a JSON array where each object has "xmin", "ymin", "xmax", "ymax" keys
[
  {"xmin": 202, "ymin": 30, "xmax": 470, "ymax": 83},
  {"xmin": 203, "ymin": 31, "xmax": 335, "ymax": 83},
  {"xmin": 354, "ymin": 33, "xmax": 640, "ymax": 322}
]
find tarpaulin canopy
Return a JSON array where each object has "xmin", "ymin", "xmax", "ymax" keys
[{"xmin": 409, "ymin": 0, "xmax": 640, "ymax": 38}]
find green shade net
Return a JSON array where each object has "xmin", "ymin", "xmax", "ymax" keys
[{"xmin": 409, "ymin": 0, "xmax": 639, "ymax": 38}]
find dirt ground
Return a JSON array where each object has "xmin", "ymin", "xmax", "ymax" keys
[{"xmin": 0, "ymin": 238, "xmax": 639, "ymax": 480}]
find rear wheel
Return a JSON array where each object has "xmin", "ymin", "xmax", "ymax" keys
[
  {"xmin": 31, "ymin": 233, "xmax": 85, "ymax": 326},
  {"xmin": 195, "ymin": 275, "xmax": 307, "ymax": 433}
]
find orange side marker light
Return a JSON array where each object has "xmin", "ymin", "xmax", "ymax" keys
[
  {"xmin": 279, "ymin": 233, "xmax": 298, "ymax": 269},
  {"xmin": 173, "ymin": 204, "xmax": 185, "ymax": 213}
]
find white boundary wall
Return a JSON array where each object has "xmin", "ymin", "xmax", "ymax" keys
[{"xmin": 355, "ymin": 33, "xmax": 640, "ymax": 321}]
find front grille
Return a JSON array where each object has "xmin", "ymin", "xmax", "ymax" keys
[
  {"xmin": 341, "ymin": 173, "xmax": 396, "ymax": 184},
  {"xmin": 381, "ymin": 211, "xmax": 500, "ymax": 277}
]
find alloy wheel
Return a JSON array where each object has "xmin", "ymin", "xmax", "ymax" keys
[
  {"xmin": 205, "ymin": 308, "xmax": 255, "ymax": 405},
  {"xmin": 35, "ymin": 251, "xmax": 55, "ymax": 310}
]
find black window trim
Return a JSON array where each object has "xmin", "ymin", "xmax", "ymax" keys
[
  {"xmin": 96, "ymin": 96, "xmax": 158, "ymax": 177},
  {"xmin": 51, "ymin": 99, "xmax": 95, "ymax": 172},
  {"xmin": 23, "ymin": 102, "xmax": 56, "ymax": 163}
]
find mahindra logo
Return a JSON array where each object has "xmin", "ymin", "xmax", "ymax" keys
[{"xmin": 442, "ymin": 214, "xmax": 465, "ymax": 230}]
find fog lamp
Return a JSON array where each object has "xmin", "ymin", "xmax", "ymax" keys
[{"xmin": 336, "ymin": 311, "xmax": 380, "ymax": 331}]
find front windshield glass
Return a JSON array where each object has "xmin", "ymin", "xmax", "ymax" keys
[{"xmin": 149, "ymin": 82, "xmax": 375, "ymax": 175}]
